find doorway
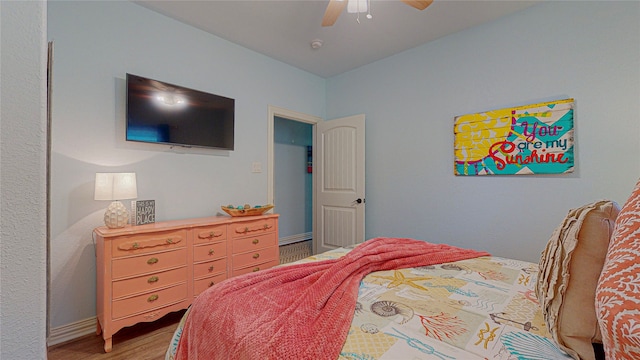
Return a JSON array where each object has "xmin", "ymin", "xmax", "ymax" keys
[
  {"xmin": 268, "ymin": 106, "xmax": 366, "ymax": 256},
  {"xmin": 267, "ymin": 106, "xmax": 321, "ymax": 252},
  {"xmin": 274, "ymin": 117, "xmax": 312, "ymax": 244}
]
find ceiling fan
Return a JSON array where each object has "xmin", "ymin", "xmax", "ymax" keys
[{"xmin": 322, "ymin": 0, "xmax": 433, "ymax": 26}]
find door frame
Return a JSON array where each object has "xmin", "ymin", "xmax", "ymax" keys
[{"xmin": 267, "ymin": 105, "xmax": 322, "ymax": 247}]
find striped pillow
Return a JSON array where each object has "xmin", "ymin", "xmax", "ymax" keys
[{"xmin": 595, "ymin": 178, "xmax": 640, "ymax": 359}]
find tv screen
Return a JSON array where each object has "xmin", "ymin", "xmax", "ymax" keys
[{"xmin": 126, "ymin": 73, "xmax": 234, "ymax": 150}]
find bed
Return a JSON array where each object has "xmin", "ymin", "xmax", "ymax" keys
[{"xmin": 165, "ymin": 178, "xmax": 640, "ymax": 360}]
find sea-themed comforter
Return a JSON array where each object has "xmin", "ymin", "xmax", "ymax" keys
[{"xmin": 166, "ymin": 240, "xmax": 572, "ymax": 360}]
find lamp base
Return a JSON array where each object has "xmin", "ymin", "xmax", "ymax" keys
[{"xmin": 104, "ymin": 201, "xmax": 129, "ymax": 229}]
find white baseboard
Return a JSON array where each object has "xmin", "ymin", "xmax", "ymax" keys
[
  {"xmin": 278, "ymin": 232, "xmax": 312, "ymax": 246},
  {"xmin": 48, "ymin": 316, "xmax": 97, "ymax": 346}
]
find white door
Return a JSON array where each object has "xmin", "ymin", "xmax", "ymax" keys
[{"xmin": 314, "ymin": 114, "xmax": 365, "ymax": 254}]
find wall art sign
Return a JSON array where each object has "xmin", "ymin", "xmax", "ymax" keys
[
  {"xmin": 454, "ymin": 98, "xmax": 574, "ymax": 176},
  {"xmin": 131, "ymin": 200, "xmax": 156, "ymax": 225}
]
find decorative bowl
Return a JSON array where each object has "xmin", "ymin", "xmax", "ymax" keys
[{"xmin": 221, "ymin": 204, "xmax": 274, "ymax": 217}]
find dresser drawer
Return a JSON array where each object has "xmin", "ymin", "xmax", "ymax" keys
[
  {"xmin": 112, "ymin": 283, "xmax": 187, "ymax": 319},
  {"xmin": 232, "ymin": 233, "xmax": 277, "ymax": 254},
  {"xmin": 232, "ymin": 259, "xmax": 279, "ymax": 277},
  {"xmin": 111, "ymin": 230, "xmax": 186, "ymax": 258},
  {"xmin": 194, "ymin": 273, "xmax": 228, "ymax": 296},
  {"xmin": 229, "ymin": 218, "xmax": 276, "ymax": 239},
  {"xmin": 193, "ymin": 258, "xmax": 227, "ymax": 279},
  {"xmin": 232, "ymin": 247, "xmax": 277, "ymax": 269},
  {"xmin": 193, "ymin": 224, "xmax": 227, "ymax": 245},
  {"xmin": 112, "ymin": 266, "xmax": 187, "ymax": 299},
  {"xmin": 193, "ymin": 241, "xmax": 226, "ymax": 262},
  {"xmin": 112, "ymin": 248, "xmax": 187, "ymax": 279}
]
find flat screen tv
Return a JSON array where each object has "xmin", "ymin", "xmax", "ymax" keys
[{"xmin": 126, "ymin": 73, "xmax": 234, "ymax": 150}]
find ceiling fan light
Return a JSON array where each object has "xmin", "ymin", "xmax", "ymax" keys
[{"xmin": 347, "ymin": 0, "xmax": 367, "ymax": 14}]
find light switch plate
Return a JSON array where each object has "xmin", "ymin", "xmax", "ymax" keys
[{"xmin": 252, "ymin": 162, "xmax": 262, "ymax": 173}]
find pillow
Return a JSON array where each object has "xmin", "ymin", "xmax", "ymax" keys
[
  {"xmin": 596, "ymin": 179, "xmax": 640, "ymax": 359},
  {"xmin": 536, "ymin": 200, "xmax": 620, "ymax": 360}
]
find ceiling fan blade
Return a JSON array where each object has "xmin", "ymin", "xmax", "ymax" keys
[
  {"xmin": 322, "ymin": 0, "xmax": 348, "ymax": 27},
  {"xmin": 400, "ymin": 0, "xmax": 434, "ymax": 11}
]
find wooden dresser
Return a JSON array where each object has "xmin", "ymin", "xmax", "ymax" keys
[{"xmin": 94, "ymin": 214, "xmax": 279, "ymax": 352}]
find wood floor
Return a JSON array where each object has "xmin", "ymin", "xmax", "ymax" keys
[{"xmin": 47, "ymin": 310, "xmax": 185, "ymax": 360}]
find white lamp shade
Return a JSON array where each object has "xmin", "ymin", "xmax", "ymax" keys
[{"xmin": 94, "ymin": 172, "xmax": 138, "ymax": 201}]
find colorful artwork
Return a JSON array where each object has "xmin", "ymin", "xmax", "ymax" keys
[{"xmin": 454, "ymin": 99, "xmax": 574, "ymax": 176}]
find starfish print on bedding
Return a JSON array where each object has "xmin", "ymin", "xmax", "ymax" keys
[{"xmin": 372, "ymin": 270, "xmax": 432, "ymax": 292}]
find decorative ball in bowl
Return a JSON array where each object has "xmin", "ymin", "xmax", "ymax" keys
[{"xmin": 221, "ymin": 204, "xmax": 274, "ymax": 217}]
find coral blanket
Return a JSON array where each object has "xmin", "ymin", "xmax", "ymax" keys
[{"xmin": 174, "ymin": 237, "xmax": 490, "ymax": 360}]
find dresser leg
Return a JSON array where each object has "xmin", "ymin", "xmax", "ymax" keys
[
  {"xmin": 104, "ymin": 337, "xmax": 112, "ymax": 353},
  {"xmin": 96, "ymin": 319, "xmax": 102, "ymax": 335}
]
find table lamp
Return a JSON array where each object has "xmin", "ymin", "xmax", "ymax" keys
[{"xmin": 94, "ymin": 172, "xmax": 138, "ymax": 228}]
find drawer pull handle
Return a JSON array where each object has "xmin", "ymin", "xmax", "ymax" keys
[
  {"xmin": 253, "ymin": 267, "xmax": 260, "ymax": 272},
  {"xmin": 208, "ymin": 249, "xmax": 215, "ymax": 255},
  {"xmin": 199, "ymin": 230, "xmax": 222, "ymax": 240},
  {"xmin": 209, "ymin": 281, "xmax": 215, "ymax": 287},
  {"xmin": 147, "ymin": 276, "xmax": 159, "ymax": 284},
  {"xmin": 252, "ymin": 239, "xmax": 259, "ymax": 245},
  {"xmin": 253, "ymin": 253, "xmax": 260, "ymax": 259},
  {"xmin": 147, "ymin": 257, "xmax": 159, "ymax": 265},
  {"xmin": 147, "ymin": 294, "xmax": 159, "ymax": 302},
  {"xmin": 208, "ymin": 265, "xmax": 214, "ymax": 272},
  {"xmin": 118, "ymin": 237, "xmax": 183, "ymax": 252},
  {"xmin": 236, "ymin": 224, "xmax": 272, "ymax": 235}
]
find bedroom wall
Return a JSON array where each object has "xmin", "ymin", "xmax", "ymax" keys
[
  {"xmin": 0, "ymin": 1, "xmax": 48, "ymax": 358},
  {"xmin": 326, "ymin": 1, "xmax": 640, "ymax": 262},
  {"xmin": 47, "ymin": 1, "xmax": 325, "ymax": 332}
]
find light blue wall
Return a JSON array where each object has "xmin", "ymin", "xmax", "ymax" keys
[
  {"xmin": 326, "ymin": 1, "xmax": 640, "ymax": 262},
  {"xmin": 274, "ymin": 117, "xmax": 313, "ymax": 242},
  {"xmin": 48, "ymin": 1, "xmax": 325, "ymax": 329},
  {"xmin": 1, "ymin": 1, "xmax": 48, "ymax": 358}
]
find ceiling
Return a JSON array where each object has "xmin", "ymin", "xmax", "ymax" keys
[{"xmin": 135, "ymin": 0, "xmax": 541, "ymax": 78}]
